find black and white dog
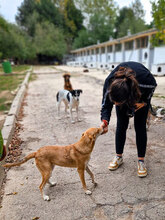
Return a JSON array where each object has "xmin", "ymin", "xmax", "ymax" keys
[{"xmin": 56, "ymin": 89, "xmax": 83, "ymax": 123}]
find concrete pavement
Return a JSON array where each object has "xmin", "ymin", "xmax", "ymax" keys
[{"xmin": 0, "ymin": 66, "xmax": 165, "ymax": 220}]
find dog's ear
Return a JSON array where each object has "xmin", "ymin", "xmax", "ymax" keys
[
  {"xmin": 70, "ymin": 90, "xmax": 75, "ymax": 95},
  {"xmin": 83, "ymin": 135, "xmax": 91, "ymax": 144},
  {"xmin": 79, "ymin": 90, "xmax": 83, "ymax": 93},
  {"xmin": 81, "ymin": 133, "xmax": 85, "ymax": 137},
  {"xmin": 84, "ymin": 134, "xmax": 96, "ymax": 144}
]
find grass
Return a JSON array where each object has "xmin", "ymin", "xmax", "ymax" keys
[
  {"xmin": 153, "ymin": 93, "xmax": 165, "ymax": 99},
  {"xmin": 0, "ymin": 98, "xmax": 9, "ymax": 111},
  {"xmin": 0, "ymin": 65, "xmax": 31, "ymax": 114},
  {"xmin": 0, "ymin": 65, "xmax": 30, "ymax": 74},
  {"xmin": 0, "ymin": 74, "xmax": 25, "ymax": 92}
]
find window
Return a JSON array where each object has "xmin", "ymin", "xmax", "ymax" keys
[
  {"xmin": 136, "ymin": 37, "xmax": 148, "ymax": 49},
  {"xmin": 107, "ymin": 45, "xmax": 112, "ymax": 52},
  {"xmin": 101, "ymin": 47, "xmax": 105, "ymax": 54},
  {"xmin": 136, "ymin": 38, "xmax": 141, "ymax": 49},
  {"xmin": 141, "ymin": 37, "xmax": 148, "ymax": 48},
  {"xmin": 125, "ymin": 41, "xmax": 133, "ymax": 50},
  {"xmin": 115, "ymin": 44, "xmax": 121, "ymax": 52}
]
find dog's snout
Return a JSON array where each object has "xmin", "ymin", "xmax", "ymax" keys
[
  {"xmin": 99, "ymin": 127, "xmax": 104, "ymax": 134},
  {"xmin": 75, "ymin": 96, "xmax": 79, "ymax": 101}
]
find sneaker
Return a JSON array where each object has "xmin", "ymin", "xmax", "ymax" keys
[
  {"xmin": 108, "ymin": 156, "xmax": 123, "ymax": 170},
  {"xmin": 138, "ymin": 161, "xmax": 147, "ymax": 177}
]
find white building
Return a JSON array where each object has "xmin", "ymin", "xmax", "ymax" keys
[{"xmin": 67, "ymin": 28, "xmax": 165, "ymax": 76}]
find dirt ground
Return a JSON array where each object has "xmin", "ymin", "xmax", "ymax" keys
[{"xmin": 0, "ymin": 66, "xmax": 165, "ymax": 220}]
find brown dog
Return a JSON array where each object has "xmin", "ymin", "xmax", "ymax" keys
[
  {"xmin": 63, "ymin": 73, "xmax": 73, "ymax": 91},
  {"xmin": 3, "ymin": 127, "xmax": 103, "ymax": 201}
]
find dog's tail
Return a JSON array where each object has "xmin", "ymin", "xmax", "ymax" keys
[{"xmin": 3, "ymin": 152, "xmax": 36, "ymax": 168}]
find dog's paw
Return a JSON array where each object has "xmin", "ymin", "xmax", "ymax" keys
[
  {"xmin": 43, "ymin": 195, "xmax": 50, "ymax": 201},
  {"xmin": 49, "ymin": 181, "xmax": 56, "ymax": 187},
  {"xmin": 85, "ymin": 190, "xmax": 92, "ymax": 195},
  {"xmin": 93, "ymin": 182, "xmax": 97, "ymax": 187}
]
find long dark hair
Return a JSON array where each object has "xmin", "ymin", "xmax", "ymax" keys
[{"xmin": 109, "ymin": 67, "xmax": 141, "ymax": 107}]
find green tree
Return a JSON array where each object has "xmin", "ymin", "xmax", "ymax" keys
[
  {"xmin": 72, "ymin": 29, "xmax": 93, "ymax": 49},
  {"xmin": 89, "ymin": 13, "xmax": 114, "ymax": 43},
  {"xmin": 34, "ymin": 22, "xmax": 67, "ymax": 60},
  {"xmin": 16, "ymin": 0, "xmax": 36, "ymax": 28},
  {"xmin": 16, "ymin": 0, "xmax": 64, "ymax": 36},
  {"xmin": 0, "ymin": 16, "xmax": 9, "ymax": 58},
  {"xmin": 16, "ymin": 0, "xmax": 84, "ymax": 52},
  {"xmin": 0, "ymin": 23, "xmax": 36, "ymax": 63},
  {"xmin": 115, "ymin": 0, "xmax": 147, "ymax": 38},
  {"xmin": 73, "ymin": 0, "xmax": 117, "ymax": 48},
  {"xmin": 151, "ymin": 0, "xmax": 165, "ymax": 46},
  {"xmin": 0, "ymin": 16, "xmax": 8, "ymax": 31},
  {"xmin": 63, "ymin": 0, "xmax": 84, "ymax": 35},
  {"xmin": 77, "ymin": 0, "xmax": 117, "ymax": 17},
  {"xmin": 35, "ymin": 0, "xmax": 64, "ymax": 27}
]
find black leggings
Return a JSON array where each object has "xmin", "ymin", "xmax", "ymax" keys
[{"xmin": 115, "ymin": 102, "xmax": 150, "ymax": 157}]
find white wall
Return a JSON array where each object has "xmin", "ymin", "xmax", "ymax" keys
[
  {"xmin": 153, "ymin": 46, "xmax": 165, "ymax": 64},
  {"xmin": 101, "ymin": 54, "xmax": 106, "ymax": 63},
  {"xmin": 115, "ymin": 52, "xmax": 122, "ymax": 63},
  {"xmin": 151, "ymin": 64, "xmax": 165, "ymax": 75},
  {"xmin": 125, "ymin": 50, "xmax": 139, "ymax": 62}
]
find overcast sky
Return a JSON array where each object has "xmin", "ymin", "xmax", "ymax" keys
[{"xmin": 0, "ymin": 0, "xmax": 153, "ymax": 24}]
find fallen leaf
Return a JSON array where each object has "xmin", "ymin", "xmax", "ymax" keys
[
  {"xmin": 32, "ymin": 217, "xmax": 40, "ymax": 220},
  {"xmin": 6, "ymin": 192, "xmax": 18, "ymax": 196}
]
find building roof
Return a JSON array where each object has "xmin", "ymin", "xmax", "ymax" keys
[{"xmin": 71, "ymin": 28, "xmax": 157, "ymax": 53}]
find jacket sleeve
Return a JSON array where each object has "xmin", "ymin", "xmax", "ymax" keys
[{"xmin": 100, "ymin": 78, "xmax": 113, "ymax": 123}]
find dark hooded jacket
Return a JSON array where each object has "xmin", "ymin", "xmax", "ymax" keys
[{"xmin": 101, "ymin": 61, "xmax": 157, "ymax": 123}]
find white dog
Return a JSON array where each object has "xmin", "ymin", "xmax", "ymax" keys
[{"xmin": 56, "ymin": 89, "xmax": 83, "ymax": 123}]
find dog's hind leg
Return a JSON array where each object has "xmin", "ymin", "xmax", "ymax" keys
[
  {"xmin": 77, "ymin": 166, "xmax": 92, "ymax": 195},
  {"xmin": 64, "ymin": 101, "xmax": 68, "ymax": 118},
  {"xmin": 36, "ymin": 161, "xmax": 52, "ymax": 201},
  {"xmin": 48, "ymin": 177, "xmax": 56, "ymax": 187},
  {"xmin": 48, "ymin": 166, "xmax": 56, "ymax": 187},
  {"xmin": 86, "ymin": 165, "xmax": 97, "ymax": 187},
  {"xmin": 57, "ymin": 101, "xmax": 61, "ymax": 119},
  {"xmin": 76, "ymin": 106, "xmax": 81, "ymax": 122},
  {"xmin": 69, "ymin": 107, "xmax": 75, "ymax": 123}
]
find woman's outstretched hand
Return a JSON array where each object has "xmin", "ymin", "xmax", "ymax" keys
[{"xmin": 100, "ymin": 120, "xmax": 108, "ymax": 134}]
